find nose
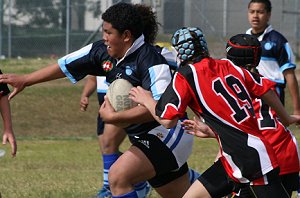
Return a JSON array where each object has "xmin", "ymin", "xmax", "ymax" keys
[{"xmin": 102, "ymin": 33, "xmax": 107, "ymax": 41}]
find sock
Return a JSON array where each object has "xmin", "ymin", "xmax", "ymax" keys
[
  {"xmin": 188, "ymin": 168, "xmax": 201, "ymax": 184},
  {"xmin": 102, "ymin": 153, "xmax": 120, "ymax": 188},
  {"xmin": 297, "ymin": 175, "xmax": 300, "ymax": 196},
  {"xmin": 134, "ymin": 181, "xmax": 150, "ymax": 198},
  {"xmin": 112, "ymin": 190, "xmax": 138, "ymax": 198}
]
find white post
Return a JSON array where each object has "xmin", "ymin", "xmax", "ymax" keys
[
  {"xmin": 8, "ymin": 0, "xmax": 11, "ymax": 58},
  {"xmin": 66, "ymin": 0, "xmax": 70, "ymax": 54},
  {"xmin": 223, "ymin": 0, "xmax": 227, "ymax": 38}
]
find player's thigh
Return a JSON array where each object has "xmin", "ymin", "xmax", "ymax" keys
[
  {"xmin": 109, "ymin": 145, "xmax": 156, "ymax": 184},
  {"xmin": 183, "ymin": 180, "xmax": 212, "ymax": 198},
  {"xmin": 154, "ymin": 171, "xmax": 190, "ymax": 198},
  {"xmin": 101, "ymin": 123, "xmax": 126, "ymax": 148},
  {"xmin": 198, "ymin": 159, "xmax": 237, "ymax": 197}
]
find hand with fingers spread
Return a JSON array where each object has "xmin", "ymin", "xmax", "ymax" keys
[
  {"xmin": 182, "ymin": 117, "xmax": 215, "ymax": 138},
  {"xmin": 129, "ymin": 86, "xmax": 153, "ymax": 107},
  {"xmin": 0, "ymin": 74, "xmax": 27, "ymax": 100}
]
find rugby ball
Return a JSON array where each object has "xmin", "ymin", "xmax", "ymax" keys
[{"xmin": 106, "ymin": 79, "xmax": 137, "ymax": 127}]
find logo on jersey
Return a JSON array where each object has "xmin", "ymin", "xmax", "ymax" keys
[
  {"xmin": 138, "ymin": 140, "xmax": 150, "ymax": 148},
  {"xmin": 156, "ymin": 132, "xmax": 164, "ymax": 139},
  {"xmin": 125, "ymin": 65, "xmax": 133, "ymax": 76},
  {"xmin": 264, "ymin": 42, "xmax": 276, "ymax": 50},
  {"xmin": 102, "ymin": 60, "xmax": 113, "ymax": 72}
]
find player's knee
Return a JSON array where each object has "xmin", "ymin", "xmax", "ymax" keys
[
  {"xmin": 101, "ymin": 141, "xmax": 120, "ymax": 154},
  {"xmin": 109, "ymin": 165, "xmax": 131, "ymax": 187}
]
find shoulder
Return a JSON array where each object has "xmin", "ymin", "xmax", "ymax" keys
[
  {"xmin": 137, "ymin": 44, "xmax": 168, "ymax": 63},
  {"xmin": 265, "ymin": 30, "xmax": 288, "ymax": 43}
]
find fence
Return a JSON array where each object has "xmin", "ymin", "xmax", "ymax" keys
[{"xmin": 0, "ymin": 0, "xmax": 299, "ymax": 59}]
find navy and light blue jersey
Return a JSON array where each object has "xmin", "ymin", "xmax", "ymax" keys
[
  {"xmin": 58, "ymin": 35, "xmax": 172, "ymax": 136},
  {"xmin": 246, "ymin": 25, "xmax": 296, "ymax": 86}
]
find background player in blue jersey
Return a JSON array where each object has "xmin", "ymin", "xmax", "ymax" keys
[
  {"xmin": 80, "ymin": 75, "xmax": 128, "ymax": 198},
  {"xmin": 129, "ymin": 27, "xmax": 300, "ymax": 198},
  {"xmin": 246, "ymin": 0, "xmax": 300, "ymax": 115},
  {"xmin": 0, "ymin": 69, "xmax": 17, "ymax": 157},
  {"xmin": 0, "ymin": 3, "xmax": 199, "ymax": 198},
  {"xmin": 246, "ymin": 1, "xmax": 300, "ymax": 195}
]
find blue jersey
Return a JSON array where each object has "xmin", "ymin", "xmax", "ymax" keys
[
  {"xmin": 246, "ymin": 25, "xmax": 296, "ymax": 87},
  {"xmin": 58, "ymin": 35, "xmax": 172, "ymax": 136}
]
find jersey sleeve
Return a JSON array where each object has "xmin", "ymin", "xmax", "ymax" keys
[
  {"xmin": 139, "ymin": 46, "xmax": 172, "ymax": 100},
  {"xmin": 58, "ymin": 41, "xmax": 107, "ymax": 83},
  {"xmin": 243, "ymin": 69, "xmax": 276, "ymax": 98},
  {"xmin": 155, "ymin": 71, "xmax": 192, "ymax": 120},
  {"xmin": 274, "ymin": 34, "xmax": 296, "ymax": 72}
]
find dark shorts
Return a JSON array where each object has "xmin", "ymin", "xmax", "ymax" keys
[
  {"xmin": 198, "ymin": 159, "xmax": 242, "ymax": 197},
  {"xmin": 96, "ymin": 114, "xmax": 105, "ymax": 136},
  {"xmin": 235, "ymin": 169, "xmax": 291, "ymax": 198},
  {"xmin": 0, "ymin": 70, "xmax": 10, "ymax": 96},
  {"xmin": 96, "ymin": 92, "xmax": 105, "ymax": 136},
  {"xmin": 280, "ymin": 172, "xmax": 299, "ymax": 197},
  {"xmin": 130, "ymin": 133, "xmax": 189, "ymax": 188}
]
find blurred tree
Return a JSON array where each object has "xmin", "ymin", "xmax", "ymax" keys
[{"xmin": 13, "ymin": 0, "xmax": 101, "ymax": 30}]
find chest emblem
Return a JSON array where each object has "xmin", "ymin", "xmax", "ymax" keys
[{"xmin": 102, "ymin": 60, "xmax": 113, "ymax": 72}]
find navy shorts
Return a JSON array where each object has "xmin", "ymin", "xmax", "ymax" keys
[{"xmin": 130, "ymin": 133, "xmax": 189, "ymax": 188}]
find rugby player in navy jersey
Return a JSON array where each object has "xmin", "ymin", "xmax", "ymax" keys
[
  {"xmin": 129, "ymin": 27, "xmax": 300, "ymax": 198},
  {"xmin": 0, "ymin": 3, "xmax": 200, "ymax": 198},
  {"xmin": 246, "ymin": 0, "xmax": 300, "ymax": 116}
]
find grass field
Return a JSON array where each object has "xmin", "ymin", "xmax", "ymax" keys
[{"xmin": 0, "ymin": 58, "xmax": 299, "ymax": 198}]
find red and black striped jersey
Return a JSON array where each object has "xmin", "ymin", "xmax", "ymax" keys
[{"xmin": 156, "ymin": 57, "xmax": 279, "ymax": 183}]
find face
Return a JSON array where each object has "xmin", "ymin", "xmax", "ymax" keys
[
  {"xmin": 102, "ymin": 21, "xmax": 129, "ymax": 59},
  {"xmin": 248, "ymin": 2, "xmax": 271, "ymax": 34}
]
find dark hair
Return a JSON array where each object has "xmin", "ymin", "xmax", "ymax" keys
[
  {"xmin": 134, "ymin": 4, "xmax": 159, "ymax": 44},
  {"xmin": 226, "ymin": 34, "xmax": 262, "ymax": 69},
  {"xmin": 102, "ymin": 3, "xmax": 144, "ymax": 40},
  {"xmin": 248, "ymin": 0, "xmax": 272, "ymax": 12}
]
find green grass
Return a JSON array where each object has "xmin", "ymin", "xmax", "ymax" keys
[{"xmin": 0, "ymin": 58, "xmax": 299, "ymax": 198}]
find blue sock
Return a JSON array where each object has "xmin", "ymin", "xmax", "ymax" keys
[
  {"xmin": 102, "ymin": 153, "xmax": 120, "ymax": 188},
  {"xmin": 112, "ymin": 190, "xmax": 138, "ymax": 198},
  {"xmin": 188, "ymin": 168, "xmax": 201, "ymax": 184},
  {"xmin": 134, "ymin": 181, "xmax": 150, "ymax": 198}
]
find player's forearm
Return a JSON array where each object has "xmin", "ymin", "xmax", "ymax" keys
[
  {"xmin": 284, "ymin": 69, "xmax": 300, "ymax": 114},
  {"xmin": 0, "ymin": 96, "xmax": 13, "ymax": 130},
  {"xmin": 143, "ymin": 99, "xmax": 178, "ymax": 129},
  {"xmin": 261, "ymin": 90, "xmax": 290, "ymax": 126},
  {"xmin": 111, "ymin": 105, "xmax": 155, "ymax": 124},
  {"xmin": 26, "ymin": 63, "xmax": 65, "ymax": 86},
  {"xmin": 288, "ymin": 78, "xmax": 300, "ymax": 114},
  {"xmin": 81, "ymin": 76, "xmax": 97, "ymax": 98}
]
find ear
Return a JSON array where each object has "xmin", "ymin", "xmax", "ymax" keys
[{"xmin": 122, "ymin": 30, "xmax": 132, "ymax": 42}]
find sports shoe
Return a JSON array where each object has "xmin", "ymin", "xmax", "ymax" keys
[
  {"xmin": 135, "ymin": 182, "xmax": 152, "ymax": 198},
  {"xmin": 94, "ymin": 186, "xmax": 112, "ymax": 198}
]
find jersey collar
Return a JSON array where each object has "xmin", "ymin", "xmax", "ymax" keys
[
  {"xmin": 246, "ymin": 25, "xmax": 273, "ymax": 41},
  {"xmin": 116, "ymin": 34, "xmax": 145, "ymax": 66}
]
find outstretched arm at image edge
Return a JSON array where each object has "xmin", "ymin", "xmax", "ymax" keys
[
  {"xmin": 0, "ymin": 63, "xmax": 65, "ymax": 100},
  {"xmin": 261, "ymin": 89, "xmax": 300, "ymax": 126}
]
